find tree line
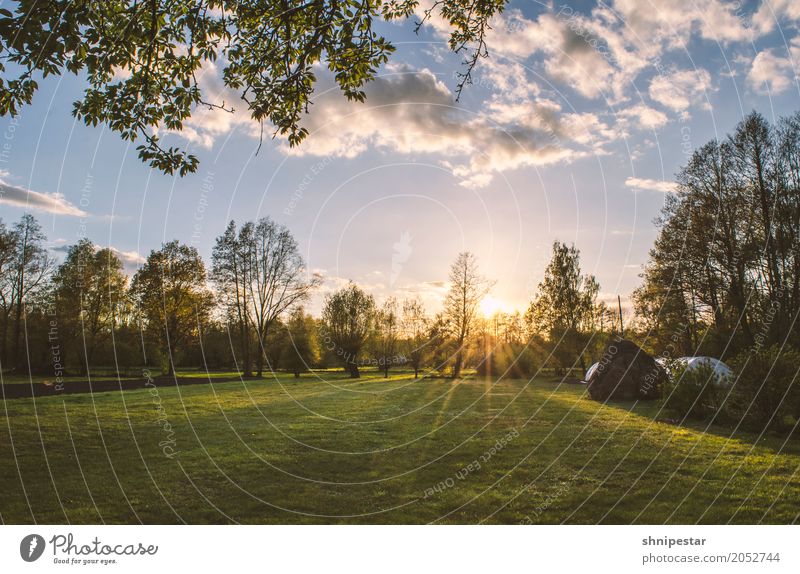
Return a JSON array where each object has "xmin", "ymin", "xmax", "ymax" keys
[
  {"xmin": 634, "ymin": 111, "xmax": 800, "ymax": 358},
  {"xmin": 0, "ymin": 210, "xmax": 613, "ymax": 380},
  {"xmin": 633, "ymin": 111, "xmax": 800, "ymax": 432}
]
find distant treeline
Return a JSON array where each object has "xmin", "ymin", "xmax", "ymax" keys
[{"xmin": 0, "ymin": 214, "xmax": 616, "ymax": 381}]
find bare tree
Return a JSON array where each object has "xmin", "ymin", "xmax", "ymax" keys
[
  {"xmin": 9, "ymin": 215, "xmax": 53, "ymax": 371},
  {"xmin": 244, "ymin": 217, "xmax": 320, "ymax": 377},
  {"xmin": 0, "ymin": 219, "xmax": 17, "ymax": 368},
  {"xmin": 374, "ymin": 297, "xmax": 399, "ymax": 378},
  {"xmin": 443, "ymin": 252, "xmax": 493, "ymax": 378},
  {"xmin": 211, "ymin": 221, "xmax": 255, "ymax": 376},
  {"xmin": 401, "ymin": 297, "xmax": 429, "ymax": 378}
]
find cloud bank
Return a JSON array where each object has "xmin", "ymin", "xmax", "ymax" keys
[
  {"xmin": 0, "ymin": 179, "xmax": 87, "ymax": 217},
  {"xmin": 625, "ymin": 177, "xmax": 677, "ymax": 193}
]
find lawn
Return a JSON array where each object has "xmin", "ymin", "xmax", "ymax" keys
[{"xmin": 1, "ymin": 370, "xmax": 798, "ymax": 524}]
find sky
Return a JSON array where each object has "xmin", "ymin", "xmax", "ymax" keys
[{"xmin": 1, "ymin": 0, "xmax": 799, "ymax": 316}]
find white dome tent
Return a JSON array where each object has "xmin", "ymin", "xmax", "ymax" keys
[
  {"xmin": 658, "ymin": 356, "xmax": 733, "ymax": 386},
  {"xmin": 583, "ymin": 362, "xmax": 600, "ymax": 384}
]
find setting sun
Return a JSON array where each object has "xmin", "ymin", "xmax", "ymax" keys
[{"xmin": 479, "ymin": 295, "xmax": 507, "ymax": 317}]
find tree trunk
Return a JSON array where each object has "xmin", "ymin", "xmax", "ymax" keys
[
  {"xmin": 294, "ymin": 371, "xmax": 300, "ymax": 378},
  {"xmin": 347, "ymin": 362, "xmax": 360, "ymax": 378},
  {"xmin": 84, "ymin": 335, "xmax": 97, "ymax": 377},
  {"xmin": 0, "ymin": 312, "xmax": 7, "ymax": 369},
  {"xmin": 453, "ymin": 351, "xmax": 463, "ymax": 379},
  {"xmin": 12, "ymin": 300, "xmax": 23, "ymax": 370},
  {"xmin": 164, "ymin": 351, "xmax": 176, "ymax": 378},
  {"xmin": 730, "ymin": 279, "xmax": 755, "ymax": 347},
  {"xmin": 240, "ymin": 320, "xmax": 252, "ymax": 377}
]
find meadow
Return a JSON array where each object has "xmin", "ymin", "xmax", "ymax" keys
[{"xmin": 1, "ymin": 371, "xmax": 798, "ymax": 524}]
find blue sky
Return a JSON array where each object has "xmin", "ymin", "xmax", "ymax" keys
[{"xmin": 1, "ymin": 0, "xmax": 799, "ymax": 315}]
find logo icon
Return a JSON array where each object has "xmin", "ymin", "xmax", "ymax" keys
[
  {"xmin": 20, "ymin": 534, "xmax": 45, "ymax": 562},
  {"xmin": 390, "ymin": 231, "xmax": 413, "ymax": 287}
]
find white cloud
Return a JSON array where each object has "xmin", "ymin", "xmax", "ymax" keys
[
  {"xmin": 174, "ymin": 59, "xmax": 624, "ymax": 188},
  {"xmin": 609, "ymin": 0, "xmax": 750, "ymax": 47},
  {"xmin": 752, "ymin": 0, "xmax": 800, "ymax": 35},
  {"xmin": 648, "ymin": 68, "xmax": 712, "ymax": 113},
  {"xmin": 475, "ymin": 2, "xmax": 742, "ymax": 105},
  {"xmin": 276, "ymin": 66, "xmax": 613, "ymax": 188},
  {"xmin": 472, "ymin": 56, "xmax": 541, "ymax": 101},
  {"xmin": 165, "ymin": 60, "xmax": 261, "ymax": 149},
  {"xmin": 483, "ymin": 10, "xmax": 622, "ymax": 100},
  {"xmin": 50, "ymin": 242, "xmax": 145, "ymax": 270},
  {"xmin": 0, "ymin": 178, "xmax": 87, "ymax": 217},
  {"xmin": 618, "ymin": 104, "xmax": 668, "ymax": 130},
  {"xmin": 625, "ymin": 176, "xmax": 677, "ymax": 193},
  {"xmin": 747, "ymin": 47, "xmax": 797, "ymax": 95},
  {"xmin": 108, "ymin": 247, "xmax": 146, "ymax": 267}
]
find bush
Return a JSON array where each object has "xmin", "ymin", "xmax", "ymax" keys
[
  {"xmin": 662, "ymin": 363, "xmax": 727, "ymax": 421},
  {"xmin": 727, "ymin": 345, "xmax": 800, "ymax": 432}
]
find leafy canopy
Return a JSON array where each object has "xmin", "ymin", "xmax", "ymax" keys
[{"xmin": 0, "ymin": 0, "xmax": 505, "ymax": 175}]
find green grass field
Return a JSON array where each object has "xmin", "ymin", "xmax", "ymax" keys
[{"xmin": 1, "ymin": 371, "xmax": 798, "ymax": 524}]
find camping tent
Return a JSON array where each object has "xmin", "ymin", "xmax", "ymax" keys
[
  {"xmin": 586, "ymin": 339, "xmax": 666, "ymax": 400},
  {"xmin": 659, "ymin": 356, "xmax": 733, "ymax": 385},
  {"xmin": 583, "ymin": 362, "xmax": 599, "ymax": 383}
]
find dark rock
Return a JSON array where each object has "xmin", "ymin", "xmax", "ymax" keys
[{"xmin": 587, "ymin": 338, "xmax": 666, "ymax": 401}]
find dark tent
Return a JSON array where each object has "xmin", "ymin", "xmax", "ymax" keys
[{"xmin": 587, "ymin": 338, "xmax": 666, "ymax": 401}]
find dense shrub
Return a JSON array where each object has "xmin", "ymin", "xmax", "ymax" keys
[
  {"xmin": 727, "ymin": 345, "xmax": 800, "ymax": 432},
  {"xmin": 662, "ymin": 363, "xmax": 727, "ymax": 421}
]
